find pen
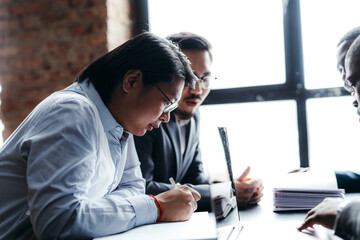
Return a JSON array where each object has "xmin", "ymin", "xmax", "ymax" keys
[{"xmin": 169, "ymin": 177, "xmax": 177, "ymax": 188}]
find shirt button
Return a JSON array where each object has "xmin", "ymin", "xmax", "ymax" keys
[{"xmin": 116, "ymin": 126, "xmax": 121, "ymax": 131}]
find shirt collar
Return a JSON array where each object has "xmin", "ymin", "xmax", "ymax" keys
[{"xmin": 77, "ymin": 81, "xmax": 122, "ymax": 134}]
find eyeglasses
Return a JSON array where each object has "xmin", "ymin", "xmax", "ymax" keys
[
  {"xmin": 152, "ymin": 82, "xmax": 179, "ymax": 113},
  {"xmin": 344, "ymin": 79, "xmax": 356, "ymax": 96},
  {"xmin": 185, "ymin": 73, "xmax": 217, "ymax": 90}
]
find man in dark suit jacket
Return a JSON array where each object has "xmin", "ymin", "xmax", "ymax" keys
[
  {"xmin": 335, "ymin": 26, "xmax": 360, "ymax": 193},
  {"xmin": 299, "ymin": 35, "xmax": 360, "ymax": 238},
  {"xmin": 135, "ymin": 110, "xmax": 210, "ymax": 210},
  {"xmin": 134, "ymin": 32, "xmax": 263, "ymax": 211}
]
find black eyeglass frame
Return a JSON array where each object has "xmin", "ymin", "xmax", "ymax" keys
[
  {"xmin": 151, "ymin": 81, "xmax": 179, "ymax": 113},
  {"xmin": 185, "ymin": 73, "xmax": 217, "ymax": 90}
]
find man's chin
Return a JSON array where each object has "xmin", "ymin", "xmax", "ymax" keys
[
  {"xmin": 129, "ymin": 128, "xmax": 148, "ymax": 137},
  {"xmin": 174, "ymin": 109, "xmax": 195, "ymax": 120}
]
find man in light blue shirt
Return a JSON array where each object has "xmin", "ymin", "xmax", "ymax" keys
[{"xmin": 0, "ymin": 32, "xmax": 200, "ymax": 239}]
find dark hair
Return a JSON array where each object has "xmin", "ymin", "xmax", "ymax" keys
[
  {"xmin": 337, "ymin": 26, "xmax": 360, "ymax": 47},
  {"xmin": 345, "ymin": 35, "xmax": 360, "ymax": 66},
  {"xmin": 76, "ymin": 32, "xmax": 196, "ymax": 105},
  {"xmin": 166, "ymin": 32, "xmax": 213, "ymax": 61}
]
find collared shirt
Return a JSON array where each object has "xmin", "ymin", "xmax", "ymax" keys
[{"xmin": 0, "ymin": 81, "xmax": 157, "ymax": 239}]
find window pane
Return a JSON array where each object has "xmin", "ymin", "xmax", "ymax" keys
[
  {"xmin": 199, "ymin": 101, "xmax": 299, "ymax": 181},
  {"xmin": 300, "ymin": 0, "xmax": 360, "ymax": 89},
  {"xmin": 148, "ymin": 0, "xmax": 285, "ymax": 89},
  {"xmin": 307, "ymin": 96, "xmax": 360, "ymax": 171}
]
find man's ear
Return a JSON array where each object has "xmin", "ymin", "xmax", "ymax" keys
[{"xmin": 122, "ymin": 69, "xmax": 143, "ymax": 93}]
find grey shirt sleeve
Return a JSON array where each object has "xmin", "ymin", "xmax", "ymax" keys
[{"xmin": 334, "ymin": 201, "xmax": 360, "ymax": 240}]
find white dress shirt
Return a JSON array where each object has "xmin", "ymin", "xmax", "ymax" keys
[{"xmin": 0, "ymin": 81, "xmax": 157, "ymax": 239}]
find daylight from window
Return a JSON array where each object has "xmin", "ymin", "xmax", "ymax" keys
[
  {"xmin": 148, "ymin": 0, "xmax": 285, "ymax": 89},
  {"xmin": 148, "ymin": 0, "xmax": 360, "ymax": 179},
  {"xmin": 300, "ymin": 0, "xmax": 360, "ymax": 89}
]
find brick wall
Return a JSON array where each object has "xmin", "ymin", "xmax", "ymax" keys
[{"xmin": 0, "ymin": 0, "xmax": 136, "ymax": 141}]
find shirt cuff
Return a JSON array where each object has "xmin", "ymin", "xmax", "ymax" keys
[{"xmin": 127, "ymin": 195, "xmax": 158, "ymax": 226}]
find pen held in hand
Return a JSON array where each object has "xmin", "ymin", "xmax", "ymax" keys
[{"xmin": 169, "ymin": 177, "xmax": 177, "ymax": 189}]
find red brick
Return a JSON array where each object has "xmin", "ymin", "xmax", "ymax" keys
[
  {"xmin": 0, "ymin": 33, "xmax": 11, "ymax": 45},
  {"xmin": 0, "ymin": 19, "xmax": 20, "ymax": 32},
  {"xmin": 19, "ymin": 45, "xmax": 37, "ymax": 56},
  {"xmin": 91, "ymin": 21, "xmax": 107, "ymax": 33},
  {"xmin": 0, "ymin": 0, "xmax": 12, "ymax": 5},
  {"xmin": 51, "ymin": 0, "xmax": 71, "ymax": 10},
  {"xmin": 3, "ymin": 128, "xmax": 13, "ymax": 141},
  {"xmin": 0, "ymin": 0, "xmax": 132, "ymax": 138},
  {"xmin": 91, "ymin": 0, "xmax": 107, "ymax": 4},
  {"xmin": 69, "ymin": 23, "xmax": 92, "ymax": 36},
  {"xmin": 12, "ymin": 2, "xmax": 51, "ymax": 16},
  {"xmin": 43, "ymin": 41, "xmax": 70, "ymax": 54},
  {"xmin": 20, "ymin": 30, "xmax": 43, "ymax": 43},
  {"xmin": 21, "ymin": 15, "xmax": 42, "ymax": 29},
  {"xmin": 1, "ymin": 72, "xmax": 40, "ymax": 85},
  {"xmin": 68, "ymin": 0, "xmax": 90, "ymax": 8},
  {"xmin": 42, "ymin": 12, "xmax": 70, "ymax": 25},
  {"xmin": 0, "ymin": 89, "xmax": 18, "ymax": 101},
  {"xmin": 64, "ymin": 10, "xmax": 81, "ymax": 23},
  {"xmin": 0, "ymin": 46, "xmax": 18, "ymax": 58},
  {"xmin": 85, "ymin": 35, "xmax": 107, "ymax": 47},
  {"xmin": 0, "ymin": 59, "xmax": 10, "ymax": 72},
  {"xmin": 0, "ymin": 6, "xmax": 10, "ymax": 18},
  {"xmin": 1, "ymin": 101, "xmax": 23, "ymax": 112},
  {"xmin": 83, "ymin": 5, "xmax": 107, "ymax": 18}
]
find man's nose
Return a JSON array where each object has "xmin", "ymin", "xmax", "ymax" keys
[
  {"xmin": 159, "ymin": 111, "xmax": 170, "ymax": 123},
  {"xmin": 341, "ymin": 70, "xmax": 346, "ymax": 82},
  {"xmin": 189, "ymin": 80, "xmax": 203, "ymax": 95},
  {"xmin": 353, "ymin": 100, "xmax": 358, "ymax": 108}
]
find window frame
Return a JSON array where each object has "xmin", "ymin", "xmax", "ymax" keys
[{"xmin": 137, "ymin": 0, "xmax": 350, "ymax": 168}]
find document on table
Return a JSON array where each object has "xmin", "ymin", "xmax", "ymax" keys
[
  {"xmin": 94, "ymin": 211, "xmax": 217, "ymax": 240},
  {"xmin": 272, "ymin": 169, "xmax": 345, "ymax": 211}
]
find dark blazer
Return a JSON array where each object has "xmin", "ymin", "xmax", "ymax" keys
[
  {"xmin": 336, "ymin": 171, "xmax": 360, "ymax": 193},
  {"xmin": 134, "ymin": 111, "xmax": 211, "ymax": 211}
]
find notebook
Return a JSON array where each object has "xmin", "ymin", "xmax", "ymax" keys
[{"xmin": 93, "ymin": 126, "xmax": 241, "ymax": 240}]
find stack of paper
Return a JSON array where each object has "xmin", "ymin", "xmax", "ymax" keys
[
  {"xmin": 272, "ymin": 169, "xmax": 345, "ymax": 211},
  {"xmin": 213, "ymin": 195, "xmax": 237, "ymax": 219},
  {"xmin": 210, "ymin": 181, "xmax": 237, "ymax": 219}
]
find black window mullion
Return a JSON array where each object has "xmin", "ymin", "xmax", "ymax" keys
[
  {"xmin": 134, "ymin": 0, "xmax": 149, "ymax": 35},
  {"xmin": 283, "ymin": 0, "xmax": 309, "ymax": 167},
  {"xmin": 204, "ymin": 85, "xmax": 295, "ymax": 104}
]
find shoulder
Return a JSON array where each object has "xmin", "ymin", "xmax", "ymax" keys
[
  {"xmin": 44, "ymin": 90, "xmax": 97, "ymax": 117},
  {"xmin": 29, "ymin": 90, "xmax": 101, "ymax": 135}
]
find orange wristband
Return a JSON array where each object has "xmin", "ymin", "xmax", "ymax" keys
[{"xmin": 149, "ymin": 195, "xmax": 163, "ymax": 223}]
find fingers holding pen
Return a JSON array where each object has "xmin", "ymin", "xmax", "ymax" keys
[{"xmin": 155, "ymin": 184, "xmax": 201, "ymax": 222}]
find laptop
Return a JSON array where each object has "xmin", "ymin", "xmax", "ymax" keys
[{"xmin": 207, "ymin": 126, "xmax": 243, "ymax": 240}]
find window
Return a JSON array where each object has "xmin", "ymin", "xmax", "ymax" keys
[
  {"xmin": 307, "ymin": 96, "xmax": 360, "ymax": 171},
  {"xmin": 148, "ymin": 0, "xmax": 285, "ymax": 89},
  {"xmin": 199, "ymin": 101, "xmax": 299, "ymax": 177},
  {"xmin": 144, "ymin": 0, "xmax": 358, "ymax": 178},
  {"xmin": 300, "ymin": 0, "xmax": 360, "ymax": 89}
]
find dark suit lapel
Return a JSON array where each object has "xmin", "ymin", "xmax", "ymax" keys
[
  {"xmin": 163, "ymin": 113, "xmax": 182, "ymax": 181},
  {"xmin": 178, "ymin": 117, "xmax": 196, "ymax": 180}
]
